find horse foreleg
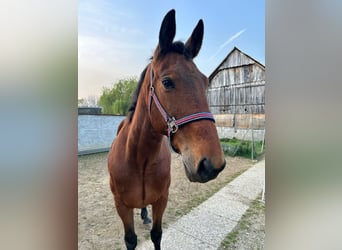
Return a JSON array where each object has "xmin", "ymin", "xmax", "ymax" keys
[
  {"xmin": 140, "ymin": 207, "xmax": 152, "ymax": 224},
  {"xmin": 150, "ymin": 193, "xmax": 168, "ymax": 250},
  {"xmin": 115, "ymin": 200, "xmax": 137, "ymax": 250}
]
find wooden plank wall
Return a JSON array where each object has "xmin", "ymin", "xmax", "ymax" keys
[
  {"xmin": 207, "ymin": 49, "xmax": 265, "ymax": 115},
  {"xmin": 214, "ymin": 114, "xmax": 265, "ymax": 129}
]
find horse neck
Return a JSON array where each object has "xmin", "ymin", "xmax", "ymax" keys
[{"xmin": 127, "ymin": 70, "xmax": 164, "ymax": 160}]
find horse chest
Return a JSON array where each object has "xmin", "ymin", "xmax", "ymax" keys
[{"xmin": 113, "ymin": 162, "xmax": 170, "ymax": 207}]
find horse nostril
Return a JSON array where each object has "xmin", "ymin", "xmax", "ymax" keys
[{"xmin": 197, "ymin": 158, "xmax": 225, "ymax": 183}]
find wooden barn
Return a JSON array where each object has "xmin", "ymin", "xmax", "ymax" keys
[
  {"xmin": 207, "ymin": 46, "xmax": 265, "ymax": 114},
  {"xmin": 207, "ymin": 47, "xmax": 265, "ymax": 138}
]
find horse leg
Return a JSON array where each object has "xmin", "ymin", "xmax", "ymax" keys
[
  {"xmin": 150, "ymin": 193, "xmax": 168, "ymax": 250},
  {"xmin": 140, "ymin": 207, "xmax": 152, "ymax": 224},
  {"xmin": 115, "ymin": 200, "xmax": 137, "ymax": 250}
]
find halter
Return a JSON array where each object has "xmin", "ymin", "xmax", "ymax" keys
[{"xmin": 149, "ymin": 66, "xmax": 215, "ymax": 153}]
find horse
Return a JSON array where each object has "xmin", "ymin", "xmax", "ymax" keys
[{"xmin": 107, "ymin": 9, "xmax": 226, "ymax": 250}]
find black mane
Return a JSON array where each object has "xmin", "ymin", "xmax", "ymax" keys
[
  {"xmin": 127, "ymin": 41, "xmax": 191, "ymax": 122},
  {"xmin": 127, "ymin": 65, "xmax": 148, "ymax": 122}
]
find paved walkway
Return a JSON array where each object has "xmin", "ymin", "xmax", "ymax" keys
[{"xmin": 137, "ymin": 160, "xmax": 265, "ymax": 250}]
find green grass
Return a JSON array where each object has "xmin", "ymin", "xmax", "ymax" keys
[
  {"xmin": 220, "ymin": 138, "xmax": 265, "ymax": 159},
  {"xmin": 219, "ymin": 195, "xmax": 265, "ymax": 249},
  {"xmin": 178, "ymin": 170, "xmax": 247, "ymax": 217}
]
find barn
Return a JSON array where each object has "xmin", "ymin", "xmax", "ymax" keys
[{"xmin": 207, "ymin": 47, "xmax": 265, "ymax": 140}]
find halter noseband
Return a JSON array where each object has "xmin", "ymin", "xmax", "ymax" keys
[{"xmin": 149, "ymin": 66, "xmax": 215, "ymax": 153}]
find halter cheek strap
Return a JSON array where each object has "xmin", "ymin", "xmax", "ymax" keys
[{"xmin": 149, "ymin": 67, "xmax": 215, "ymax": 153}]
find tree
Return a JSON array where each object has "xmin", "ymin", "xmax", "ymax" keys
[{"xmin": 99, "ymin": 77, "xmax": 137, "ymax": 115}]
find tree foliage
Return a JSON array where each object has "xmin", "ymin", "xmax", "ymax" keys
[{"xmin": 99, "ymin": 77, "xmax": 137, "ymax": 115}]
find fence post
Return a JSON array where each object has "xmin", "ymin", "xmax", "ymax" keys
[{"xmin": 251, "ymin": 111, "xmax": 254, "ymax": 160}]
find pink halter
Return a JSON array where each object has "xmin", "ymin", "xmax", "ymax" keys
[{"xmin": 149, "ymin": 66, "xmax": 215, "ymax": 153}]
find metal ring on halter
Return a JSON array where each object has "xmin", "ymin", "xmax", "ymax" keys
[{"xmin": 167, "ymin": 117, "xmax": 178, "ymax": 134}]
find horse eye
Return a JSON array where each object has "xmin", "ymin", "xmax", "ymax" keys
[{"xmin": 161, "ymin": 78, "xmax": 175, "ymax": 89}]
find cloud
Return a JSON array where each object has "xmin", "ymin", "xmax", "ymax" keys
[{"xmin": 208, "ymin": 29, "xmax": 246, "ymax": 61}]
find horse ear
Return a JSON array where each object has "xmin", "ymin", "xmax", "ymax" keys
[
  {"xmin": 185, "ymin": 19, "xmax": 204, "ymax": 58},
  {"xmin": 158, "ymin": 9, "xmax": 176, "ymax": 53}
]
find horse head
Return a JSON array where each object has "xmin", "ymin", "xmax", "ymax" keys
[{"xmin": 148, "ymin": 9, "xmax": 226, "ymax": 183}]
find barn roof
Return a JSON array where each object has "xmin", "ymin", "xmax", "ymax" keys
[{"xmin": 208, "ymin": 47, "xmax": 265, "ymax": 82}]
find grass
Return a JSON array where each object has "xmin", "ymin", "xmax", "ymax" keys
[
  {"xmin": 178, "ymin": 169, "xmax": 247, "ymax": 217},
  {"xmin": 219, "ymin": 195, "xmax": 265, "ymax": 249},
  {"xmin": 220, "ymin": 138, "xmax": 265, "ymax": 159}
]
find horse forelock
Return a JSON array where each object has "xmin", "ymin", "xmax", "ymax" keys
[{"xmin": 156, "ymin": 41, "xmax": 192, "ymax": 60}]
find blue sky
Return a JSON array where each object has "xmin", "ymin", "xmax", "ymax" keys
[{"xmin": 78, "ymin": 0, "xmax": 264, "ymax": 99}]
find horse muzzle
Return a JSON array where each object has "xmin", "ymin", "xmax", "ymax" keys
[{"xmin": 183, "ymin": 157, "xmax": 226, "ymax": 183}]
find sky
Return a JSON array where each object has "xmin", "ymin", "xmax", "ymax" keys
[{"xmin": 78, "ymin": 0, "xmax": 264, "ymax": 99}]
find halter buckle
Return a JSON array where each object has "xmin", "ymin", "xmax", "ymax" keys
[{"xmin": 167, "ymin": 117, "xmax": 178, "ymax": 134}]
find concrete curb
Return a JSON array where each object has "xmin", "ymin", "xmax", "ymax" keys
[{"xmin": 137, "ymin": 160, "xmax": 265, "ymax": 250}]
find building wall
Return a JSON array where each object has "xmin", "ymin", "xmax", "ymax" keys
[
  {"xmin": 219, "ymin": 49, "xmax": 255, "ymax": 68},
  {"xmin": 207, "ymin": 49, "xmax": 265, "ymax": 115},
  {"xmin": 214, "ymin": 114, "xmax": 265, "ymax": 129},
  {"xmin": 214, "ymin": 113, "xmax": 265, "ymax": 140}
]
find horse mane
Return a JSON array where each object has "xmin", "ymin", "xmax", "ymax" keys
[
  {"xmin": 127, "ymin": 41, "xmax": 191, "ymax": 122},
  {"xmin": 127, "ymin": 65, "xmax": 148, "ymax": 122}
]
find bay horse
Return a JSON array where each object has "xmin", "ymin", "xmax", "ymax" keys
[{"xmin": 108, "ymin": 9, "xmax": 226, "ymax": 250}]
